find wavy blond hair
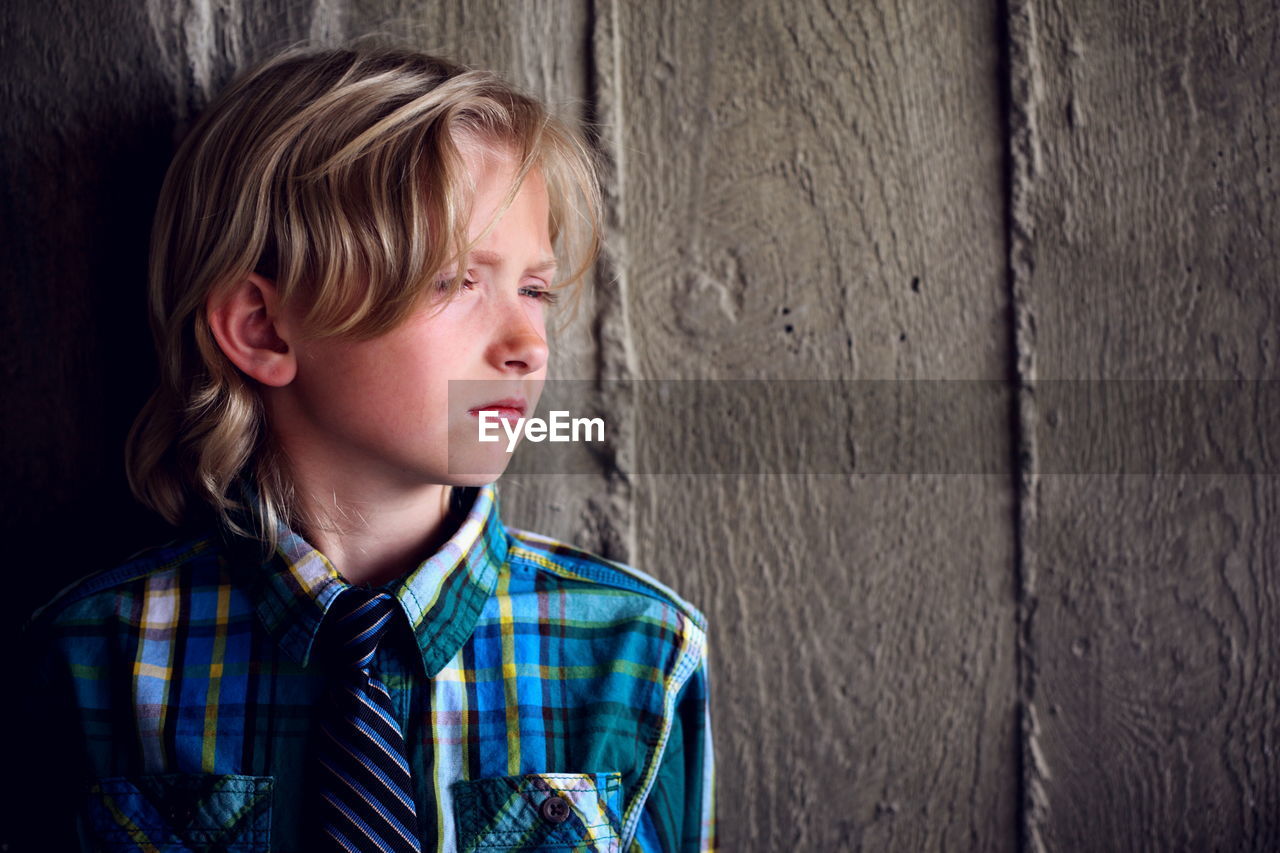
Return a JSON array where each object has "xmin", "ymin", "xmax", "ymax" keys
[{"xmin": 125, "ymin": 43, "xmax": 601, "ymax": 547}]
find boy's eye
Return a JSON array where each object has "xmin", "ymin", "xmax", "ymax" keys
[
  {"xmin": 520, "ymin": 285, "xmax": 559, "ymax": 304},
  {"xmin": 436, "ymin": 275, "xmax": 478, "ymax": 292}
]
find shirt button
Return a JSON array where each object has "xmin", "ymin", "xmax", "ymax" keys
[{"xmin": 540, "ymin": 794, "xmax": 571, "ymax": 824}]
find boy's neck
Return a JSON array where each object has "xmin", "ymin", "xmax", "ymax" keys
[{"xmin": 294, "ymin": 482, "xmax": 461, "ymax": 588}]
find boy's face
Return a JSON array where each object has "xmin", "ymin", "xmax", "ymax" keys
[{"xmin": 269, "ymin": 146, "xmax": 555, "ymax": 491}]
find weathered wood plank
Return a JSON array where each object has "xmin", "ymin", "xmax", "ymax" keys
[
  {"xmin": 1018, "ymin": 0, "xmax": 1280, "ymax": 848},
  {"xmin": 617, "ymin": 1, "xmax": 1016, "ymax": 849}
]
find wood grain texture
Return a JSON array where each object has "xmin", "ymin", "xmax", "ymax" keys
[
  {"xmin": 1017, "ymin": 0, "xmax": 1280, "ymax": 849},
  {"xmin": 617, "ymin": 1, "xmax": 1017, "ymax": 849}
]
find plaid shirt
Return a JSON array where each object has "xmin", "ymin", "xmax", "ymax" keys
[{"xmin": 22, "ymin": 485, "xmax": 714, "ymax": 852}]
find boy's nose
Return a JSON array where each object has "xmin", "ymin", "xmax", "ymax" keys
[{"xmin": 488, "ymin": 308, "xmax": 548, "ymax": 375}]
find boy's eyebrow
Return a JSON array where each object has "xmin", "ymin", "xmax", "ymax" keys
[{"xmin": 469, "ymin": 249, "xmax": 559, "ymax": 274}]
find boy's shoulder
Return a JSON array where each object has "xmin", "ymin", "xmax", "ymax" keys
[
  {"xmin": 29, "ymin": 525, "xmax": 712, "ymax": 638},
  {"xmin": 502, "ymin": 526, "xmax": 708, "ymax": 632},
  {"xmin": 27, "ymin": 534, "xmax": 219, "ymax": 631}
]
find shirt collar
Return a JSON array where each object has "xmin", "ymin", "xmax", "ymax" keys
[{"xmin": 220, "ymin": 483, "xmax": 507, "ymax": 675}]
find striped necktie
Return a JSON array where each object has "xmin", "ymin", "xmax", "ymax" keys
[{"xmin": 315, "ymin": 588, "xmax": 423, "ymax": 853}]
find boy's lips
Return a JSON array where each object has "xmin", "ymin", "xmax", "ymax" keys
[{"xmin": 468, "ymin": 397, "xmax": 527, "ymax": 420}]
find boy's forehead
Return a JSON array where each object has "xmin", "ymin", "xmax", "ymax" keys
[
  {"xmin": 460, "ymin": 156, "xmax": 555, "ymax": 263},
  {"xmin": 466, "ymin": 248, "xmax": 558, "ymax": 272}
]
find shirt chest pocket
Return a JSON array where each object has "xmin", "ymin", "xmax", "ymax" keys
[
  {"xmin": 84, "ymin": 774, "xmax": 273, "ymax": 852},
  {"xmin": 452, "ymin": 772, "xmax": 624, "ymax": 852}
]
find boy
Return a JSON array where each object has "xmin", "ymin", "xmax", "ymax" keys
[{"xmin": 23, "ymin": 44, "xmax": 713, "ymax": 853}]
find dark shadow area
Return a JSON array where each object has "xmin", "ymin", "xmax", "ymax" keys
[{"xmin": 0, "ymin": 11, "xmax": 179, "ymax": 849}]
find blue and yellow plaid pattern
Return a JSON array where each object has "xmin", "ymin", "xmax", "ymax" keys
[{"xmin": 24, "ymin": 485, "xmax": 714, "ymax": 852}]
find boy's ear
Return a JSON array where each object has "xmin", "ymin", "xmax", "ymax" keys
[{"xmin": 205, "ymin": 273, "xmax": 297, "ymax": 387}]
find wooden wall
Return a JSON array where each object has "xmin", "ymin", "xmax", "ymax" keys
[{"xmin": 1, "ymin": 0, "xmax": 1276, "ymax": 849}]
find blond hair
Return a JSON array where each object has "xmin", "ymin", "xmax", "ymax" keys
[{"xmin": 125, "ymin": 43, "xmax": 602, "ymax": 547}]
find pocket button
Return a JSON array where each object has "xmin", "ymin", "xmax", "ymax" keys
[{"xmin": 539, "ymin": 794, "xmax": 571, "ymax": 824}]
